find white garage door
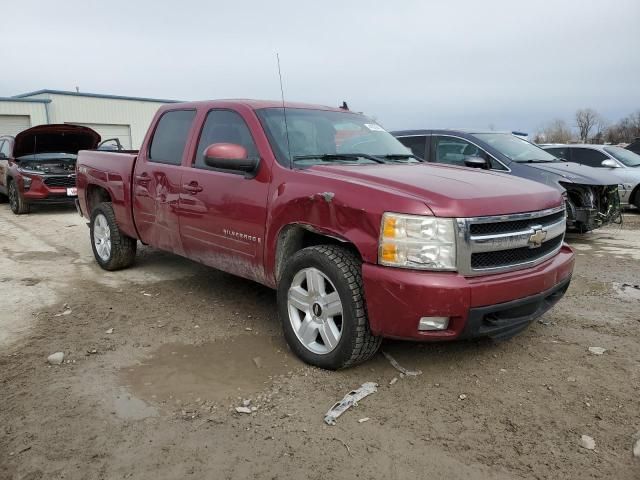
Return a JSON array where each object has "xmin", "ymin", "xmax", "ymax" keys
[
  {"xmin": 68, "ymin": 123, "xmax": 132, "ymax": 149},
  {"xmin": 0, "ymin": 115, "xmax": 31, "ymax": 137}
]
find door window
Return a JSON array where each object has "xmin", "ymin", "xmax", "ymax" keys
[
  {"xmin": 545, "ymin": 147, "xmax": 569, "ymax": 161},
  {"xmin": 398, "ymin": 136, "xmax": 427, "ymax": 159},
  {"xmin": 434, "ymin": 136, "xmax": 484, "ymax": 167},
  {"xmin": 570, "ymin": 148, "xmax": 609, "ymax": 167},
  {"xmin": 194, "ymin": 110, "xmax": 258, "ymax": 170},
  {"xmin": 0, "ymin": 140, "xmax": 10, "ymax": 158},
  {"xmin": 148, "ymin": 110, "xmax": 196, "ymax": 165}
]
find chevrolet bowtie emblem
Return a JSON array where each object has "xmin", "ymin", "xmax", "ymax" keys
[{"xmin": 528, "ymin": 226, "xmax": 547, "ymax": 248}]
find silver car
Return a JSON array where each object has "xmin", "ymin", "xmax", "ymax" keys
[{"xmin": 541, "ymin": 144, "xmax": 640, "ymax": 209}]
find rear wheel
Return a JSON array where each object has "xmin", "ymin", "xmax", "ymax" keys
[
  {"xmin": 90, "ymin": 202, "xmax": 137, "ymax": 271},
  {"xmin": 277, "ymin": 245, "xmax": 381, "ymax": 370},
  {"xmin": 8, "ymin": 180, "xmax": 29, "ymax": 215}
]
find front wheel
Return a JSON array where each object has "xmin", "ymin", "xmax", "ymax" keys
[
  {"xmin": 90, "ymin": 202, "xmax": 137, "ymax": 271},
  {"xmin": 277, "ymin": 245, "xmax": 382, "ymax": 370},
  {"xmin": 8, "ymin": 180, "xmax": 30, "ymax": 215}
]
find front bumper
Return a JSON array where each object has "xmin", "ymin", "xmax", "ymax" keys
[
  {"xmin": 362, "ymin": 245, "xmax": 574, "ymax": 341},
  {"xmin": 19, "ymin": 174, "xmax": 77, "ymax": 204}
]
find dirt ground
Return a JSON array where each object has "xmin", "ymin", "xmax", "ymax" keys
[{"xmin": 1, "ymin": 204, "xmax": 639, "ymax": 480}]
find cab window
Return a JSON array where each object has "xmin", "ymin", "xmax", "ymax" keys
[
  {"xmin": 545, "ymin": 147, "xmax": 569, "ymax": 161},
  {"xmin": 433, "ymin": 136, "xmax": 483, "ymax": 167},
  {"xmin": 194, "ymin": 110, "xmax": 258, "ymax": 170},
  {"xmin": 148, "ymin": 110, "xmax": 196, "ymax": 165}
]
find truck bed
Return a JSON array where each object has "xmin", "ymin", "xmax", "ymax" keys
[{"xmin": 76, "ymin": 150, "xmax": 139, "ymax": 239}]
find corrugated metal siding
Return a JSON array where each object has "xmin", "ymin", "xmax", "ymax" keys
[
  {"xmin": 69, "ymin": 123, "xmax": 132, "ymax": 149},
  {"xmin": 0, "ymin": 115, "xmax": 32, "ymax": 136},
  {"xmin": 45, "ymin": 94, "xmax": 165, "ymax": 148},
  {"xmin": 0, "ymin": 102, "xmax": 47, "ymax": 135}
]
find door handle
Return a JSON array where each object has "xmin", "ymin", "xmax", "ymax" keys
[
  {"xmin": 183, "ymin": 182, "xmax": 203, "ymax": 194},
  {"xmin": 135, "ymin": 174, "xmax": 150, "ymax": 184}
]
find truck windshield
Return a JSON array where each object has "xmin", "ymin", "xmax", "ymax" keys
[
  {"xmin": 256, "ymin": 108, "xmax": 415, "ymax": 166},
  {"xmin": 473, "ymin": 133, "xmax": 559, "ymax": 163},
  {"xmin": 604, "ymin": 146, "xmax": 640, "ymax": 167}
]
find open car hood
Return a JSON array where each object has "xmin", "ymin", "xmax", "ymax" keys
[{"xmin": 13, "ymin": 124, "xmax": 101, "ymax": 158}]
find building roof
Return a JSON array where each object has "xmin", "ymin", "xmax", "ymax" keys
[
  {"xmin": 13, "ymin": 89, "xmax": 180, "ymax": 104},
  {"xmin": 0, "ymin": 96, "xmax": 51, "ymax": 103}
]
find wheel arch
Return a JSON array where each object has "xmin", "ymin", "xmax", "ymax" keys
[
  {"xmin": 85, "ymin": 184, "xmax": 112, "ymax": 215},
  {"xmin": 274, "ymin": 224, "xmax": 363, "ymax": 285}
]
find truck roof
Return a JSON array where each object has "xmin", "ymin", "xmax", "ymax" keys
[{"xmin": 161, "ymin": 99, "xmax": 350, "ymax": 113}]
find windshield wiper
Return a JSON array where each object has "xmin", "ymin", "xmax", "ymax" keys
[
  {"xmin": 523, "ymin": 159, "xmax": 556, "ymax": 163},
  {"xmin": 376, "ymin": 154, "xmax": 423, "ymax": 162},
  {"xmin": 293, "ymin": 153, "xmax": 385, "ymax": 164}
]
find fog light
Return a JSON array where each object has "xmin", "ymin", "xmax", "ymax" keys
[
  {"xmin": 418, "ymin": 316, "xmax": 449, "ymax": 331},
  {"xmin": 23, "ymin": 177, "xmax": 32, "ymax": 191}
]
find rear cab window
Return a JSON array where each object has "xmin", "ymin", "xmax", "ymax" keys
[{"xmin": 148, "ymin": 110, "xmax": 197, "ymax": 165}]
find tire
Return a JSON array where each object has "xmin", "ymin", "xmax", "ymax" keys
[
  {"xmin": 8, "ymin": 179, "xmax": 30, "ymax": 215},
  {"xmin": 277, "ymin": 245, "xmax": 382, "ymax": 370},
  {"xmin": 90, "ymin": 202, "xmax": 137, "ymax": 271}
]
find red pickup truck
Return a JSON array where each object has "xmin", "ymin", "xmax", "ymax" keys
[{"xmin": 76, "ymin": 100, "xmax": 574, "ymax": 369}]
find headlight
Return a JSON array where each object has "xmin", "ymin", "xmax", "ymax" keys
[{"xmin": 378, "ymin": 213, "xmax": 456, "ymax": 270}]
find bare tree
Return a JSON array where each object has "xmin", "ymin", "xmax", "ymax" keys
[
  {"xmin": 537, "ymin": 119, "xmax": 573, "ymax": 144},
  {"xmin": 575, "ymin": 108, "xmax": 601, "ymax": 143}
]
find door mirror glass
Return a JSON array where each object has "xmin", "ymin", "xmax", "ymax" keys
[
  {"xmin": 204, "ymin": 143, "xmax": 258, "ymax": 174},
  {"xmin": 464, "ymin": 156, "xmax": 488, "ymax": 168},
  {"xmin": 601, "ymin": 159, "xmax": 618, "ymax": 168}
]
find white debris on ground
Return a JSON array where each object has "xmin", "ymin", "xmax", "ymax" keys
[
  {"xmin": 459, "ymin": 394, "xmax": 467, "ymax": 400},
  {"xmin": 580, "ymin": 435, "xmax": 596, "ymax": 450},
  {"xmin": 47, "ymin": 352, "xmax": 64, "ymax": 365},
  {"xmin": 382, "ymin": 351, "xmax": 422, "ymax": 376},
  {"xmin": 105, "ymin": 328, "xmax": 114, "ymax": 334},
  {"xmin": 633, "ymin": 435, "xmax": 640, "ymax": 459},
  {"xmin": 235, "ymin": 406, "xmax": 252, "ymax": 414},
  {"xmin": 324, "ymin": 382, "xmax": 378, "ymax": 426},
  {"xmin": 588, "ymin": 347, "xmax": 607, "ymax": 355},
  {"xmin": 389, "ymin": 377, "xmax": 398, "ymax": 386},
  {"xmin": 358, "ymin": 417, "xmax": 370, "ymax": 423}
]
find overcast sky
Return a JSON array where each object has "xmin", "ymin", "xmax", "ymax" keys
[{"xmin": 2, "ymin": 0, "xmax": 639, "ymax": 133}]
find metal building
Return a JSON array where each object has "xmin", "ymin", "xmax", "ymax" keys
[{"xmin": 0, "ymin": 90, "xmax": 179, "ymax": 148}]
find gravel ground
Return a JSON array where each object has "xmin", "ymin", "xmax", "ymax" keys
[{"xmin": 1, "ymin": 204, "xmax": 639, "ymax": 480}]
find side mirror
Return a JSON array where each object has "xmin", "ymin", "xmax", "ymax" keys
[
  {"xmin": 601, "ymin": 159, "xmax": 618, "ymax": 168},
  {"xmin": 464, "ymin": 156, "xmax": 488, "ymax": 169},
  {"xmin": 204, "ymin": 143, "xmax": 259, "ymax": 175}
]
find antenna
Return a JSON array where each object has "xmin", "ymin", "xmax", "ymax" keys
[{"xmin": 276, "ymin": 53, "xmax": 293, "ymax": 168}]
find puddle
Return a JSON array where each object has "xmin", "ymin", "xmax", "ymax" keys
[
  {"xmin": 612, "ymin": 282, "xmax": 640, "ymax": 301},
  {"xmin": 113, "ymin": 388, "xmax": 158, "ymax": 420},
  {"xmin": 121, "ymin": 335, "xmax": 298, "ymax": 405}
]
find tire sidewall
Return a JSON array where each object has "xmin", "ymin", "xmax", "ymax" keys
[
  {"xmin": 8, "ymin": 180, "xmax": 19, "ymax": 214},
  {"xmin": 278, "ymin": 247, "xmax": 361, "ymax": 370},
  {"xmin": 90, "ymin": 205, "xmax": 114, "ymax": 268}
]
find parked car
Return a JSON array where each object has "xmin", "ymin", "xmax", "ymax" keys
[
  {"xmin": 0, "ymin": 124, "xmax": 100, "ymax": 214},
  {"xmin": 626, "ymin": 137, "xmax": 640, "ymax": 155},
  {"xmin": 540, "ymin": 144, "xmax": 640, "ymax": 209},
  {"xmin": 393, "ymin": 130, "xmax": 621, "ymax": 232},
  {"xmin": 76, "ymin": 100, "xmax": 574, "ymax": 369}
]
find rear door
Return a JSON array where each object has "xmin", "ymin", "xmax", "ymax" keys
[
  {"xmin": 179, "ymin": 108, "xmax": 270, "ymax": 283},
  {"xmin": 132, "ymin": 109, "xmax": 196, "ymax": 255}
]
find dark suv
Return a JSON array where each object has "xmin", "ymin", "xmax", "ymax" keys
[
  {"xmin": 0, "ymin": 124, "xmax": 100, "ymax": 214},
  {"xmin": 393, "ymin": 130, "xmax": 621, "ymax": 232}
]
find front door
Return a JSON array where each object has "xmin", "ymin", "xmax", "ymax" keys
[
  {"xmin": 132, "ymin": 109, "xmax": 196, "ymax": 255},
  {"xmin": 179, "ymin": 109, "xmax": 270, "ymax": 283}
]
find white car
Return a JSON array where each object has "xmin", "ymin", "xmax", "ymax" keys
[{"xmin": 541, "ymin": 144, "xmax": 640, "ymax": 209}]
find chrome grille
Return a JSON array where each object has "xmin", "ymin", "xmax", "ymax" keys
[
  {"xmin": 44, "ymin": 176, "xmax": 76, "ymax": 188},
  {"xmin": 456, "ymin": 205, "xmax": 566, "ymax": 276}
]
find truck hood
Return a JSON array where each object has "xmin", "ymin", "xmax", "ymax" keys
[
  {"xmin": 523, "ymin": 161, "xmax": 619, "ymax": 186},
  {"xmin": 14, "ymin": 124, "xmax": 100, "ymax": 158},
  {"xmin": 309, "ymin": 163, "xmax": 562, "ymax": 217}
]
